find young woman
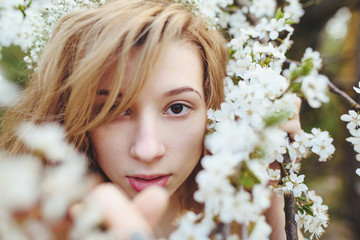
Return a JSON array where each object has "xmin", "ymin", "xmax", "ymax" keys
[{"xmin": 0, "ymin": 0, "xmax": 301, "ymax": 239}]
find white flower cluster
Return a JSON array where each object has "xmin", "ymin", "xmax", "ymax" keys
[
  {"xmin": 296, "ymin": 48, "xmax": 330, "ymax": 108},
  {"xmin": 295, "ymin": 190, "xmax": 329, "ymax": 239},
  {"xmin": 270, "ymin": 129, "xmax": 333, "ymax": 239},
  {"xmin": 0, "ymin": 74, "xmax": 21, "ymax": 107},
  {"xmin": 1, "ymin": 0, "xmax": 336, "ymax": 239},
  {"xmin": 173, "ymin": 0, "xmax": 233, "ymax": 28},
  {"xmin": 341, "ymin": 103, "xmax": 360, "ymax": 176},
  {"xmin": 0, "ymin": 122, "xmax": 115, "ymax": 239},
  {"xmin": 171, "ymin": 0, "xmax": 334, "ymax": 239},
  {"xmin": 0, "ymin": 0, "xmax": 49, "ymax": 58},
  {"xmin": 0, "ymin": 0, "xmax": 105, "ymax": 70},
  {"xmin": 289, "ymin": 129, "xmax": 335, "ymax": 163}
]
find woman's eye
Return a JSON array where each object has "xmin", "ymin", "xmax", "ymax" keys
[
  {"xmin": 165, "ymin": 103, "xmax": 189, "ymax": 115},
  {"xmin": 118, "ymin": 109, "xmax": 130, "ymax": 116},
  {"xmin": 109, "ymin": 102, "xmax": 130, "ymax": 116}
]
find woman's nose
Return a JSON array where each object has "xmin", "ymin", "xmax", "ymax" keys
[{"xmin": 129, "ymin": 119, "xmax": 166, "ymax": 163}]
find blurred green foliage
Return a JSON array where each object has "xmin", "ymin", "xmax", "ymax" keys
[{"xmin": 1, "ymin": 45, "xmax": 29, "ymax": 87}]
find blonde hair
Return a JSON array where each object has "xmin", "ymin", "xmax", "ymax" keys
[{"xmin": 1, "ymin": 0, "xmax": 228, "ymax": 159}]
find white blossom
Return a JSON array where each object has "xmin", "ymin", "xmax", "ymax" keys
[
  {"xmin": 284, "ymin": 0, "xmax": 305, "ymax": 23},
  {"xmin": 170, "ymin": 212, "xmax": 213, "ymax": 240},
  {"xmin": 297, "ymin": 190, "xmax": 329, "ymax": 239},
  {"xmin": 20, "ymin": 0, "xmax": 105, "ymax": 68},
  {"xmin": 0, "ymin": 153, "xmax": 41, "ymax": 211},
  {"xmin": 198, "ymin": 0, "xmax": 233, "ymax": 18},
  {"xmin": 41, "ymin": 158, "xmax": 90, "ymax": 221},
  {"xmin": 340, "ymin": 110, "xmax": 360, "ymax": 136},
  {"xmin": 228, "ymin": 9, "xmax": 249, "ymax": 37},
  {"xmin": 310, "ymin": 128, "xmax": 335, "ymax": 162},
  {"xmin": 195, "ymin": 170, "xmax": 235, "ymax": 216},
  {"xmin": 0, "ymin": 212, "xmax": 29, "ymax": 240},
  {"xmin": 201, "ymin": 152, "xmax": 240, "ymax": 177},
  {"xmin": 300, "ymin": 74, "xmax": 329, "ymax": 108},
  {"xmin": 302, "ymin": 48, "xmax": 323, "ymax": 71},
  {"xmin": 346, "ymin": 135, "xmax": 360, "ymax": 161},
  {"xmin": 248, "ymin": 216, "xmax": 272, "ymax": 240},
  {"xmin": 248, "ymin": 0, "xmax": 276, "ymax": 18},
  {"xmin": 291, "ymin": 130, "xmax": 312, "ymax": 158},
  {"xmin": 287, "ymin": 173, "xmax": 308, "ymax": 197},
  {"xmin": 267, "ymin": 168, "xmax": 281, "ymax": 181},
  {"xmin": 0, "ymin": 74, "xmax": 21, "ymax": 107},
  {"xmin": 295, "ymin": 211, "xmax": 307, "ymax": 229},
  {"xmin": 353, "ymin": 81, "xmax": 360, "ymax": 94},
  {"xmin": 261, "ymin": 127, "xmax": 288, "ymax": 164},
  {"xmin": 220, "ymin": 189, "xmax": 251, "ymax": 224},
  {"xmin": 265, "ymin": 18, "xmax": 290, "ymax": 40},
  {"xmin": 205, "ymin": 120, "xmax": 258, "ymax": 155},
  {"xmin": 16, "ymin": 121, "xmax": 85, "ymax": 163},
  {"xmin": 243, "ymin": 67, "xmax": 289, "ymax": 100}
]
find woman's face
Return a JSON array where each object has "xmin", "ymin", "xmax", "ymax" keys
[{"xmin": 90, "ymin": 41, "xmax": 207, "ymax": 199}]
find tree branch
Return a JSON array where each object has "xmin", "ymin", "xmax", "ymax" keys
[
  {"xmin": 283, "ymin": 193, "xmax": 298, "ymax": 240},
  {"xmin": 281, "ymin": 154, "xmax": 298, "ymax": 240},
  {"xmin": 327, "ymin": 79, "xmax": 360, "ymax": 111}
]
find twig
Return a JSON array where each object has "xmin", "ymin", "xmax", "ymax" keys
[
  {"xmin": 327, "ymin": 79, "xmax": 360, "ymax": 111},
  {"xmin": 281, "ymin": 154, "xmax": 298, "ymax": 240},
  {"xmin": 285, "ymin": 58, "xmax": 360, "ymax": 110}
]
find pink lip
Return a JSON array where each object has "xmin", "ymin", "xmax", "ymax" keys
[{"xmin": 127, "ymin": 174, "xmax": 171, "ymax": 192}]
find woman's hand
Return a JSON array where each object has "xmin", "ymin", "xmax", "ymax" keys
[
  {"xmin": 74, "ymin": 183, "xmax": 169, "ymax": 239},
  {"xmin": 280, "ymin": 96, "xmax": 302, "ymax": 140},
  {"xmin": 267, "ymin": 97, "xmax": 303, "ymax": 240}
]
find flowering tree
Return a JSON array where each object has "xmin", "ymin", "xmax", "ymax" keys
[{"xmin": 0, "ymin": 0, "xmax": 358, "ymax": 239}]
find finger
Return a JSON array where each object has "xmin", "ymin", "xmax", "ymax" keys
[
  {"xmin": 90, "ymin": 183, "xmax": 153, "ymax": 239},
  {"xmin": 280, "ymin": 97, "xmax": 302, "ymax": 139},
  {"xmin": 281, "ymin": 118, "xmax": 302, "ymax": 139},
  {"xmin": 132, "ymin": 186, "xmax": 169, "ymax": 228},
  {"xmin": 68, "ymin": 174, "xmax": 104, "ymax": 218}
]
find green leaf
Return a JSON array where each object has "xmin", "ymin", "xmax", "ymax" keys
[
  {"xmin": 300, "ymin": 58, "xmax": 314, "ymax": 76},
  {"xmin": 239, "ymin": 170, "xmax": 260, "ymax": 190},
  {"xmin": 17, "ymin": 4, "xmax": 26, "ymax": 17},
  {"xmin": 297, "ymin": 204, "xmax": 304, "ymax": 214},
  {"xmin": 227, "ymin": 5, "xmax": 239, "ymax": 12},
  {"xmin": 230, "ymin": 163, "xmax": 261, "ymax": 191},
  {"xmin": 229, "ymin": 48, "xmax": 237, "ymax": 59},
  {"xmin": 304, "ymin": 202, "xmax": 314, "ymax": 208},
  {"xmin": 262, "ymin": 57, "xmax": 271, "ymax": 66},
  {"xmin": 289, "ymin": 59, "xmax": 314, "ymax": 82},
  {"xmin": 290, "ymin": 68, "xmax": 300, "ymax": 82},
  {"xmin": 289, "ymin": 82, "xmax": 302, "ymax": 93},
  {"xmin": 275, "ymin": 8, "xmax": 284, "ymax": 20},
  {"xmin": 250, "ymin": 50, "xmax": 255, "ymax": 62},
  {"xmin": 285, "ymin": 19, "xmax": 297, "ymax": 25},
  {"xmin": 250, "ymin": 145, "xmax": 266, "ymax": 159},
  {"xmin": 232, "ymin": 74, "xmax": 241, "ymax": 85},
  {"xmin": 296, "ymin": 196, "xmax": 307, "ymax": 203},
  {"xmin": 303, "ymin": 205, "xmax": 314, "ymax": 216},
  {"xmin": 264, "ymin": 108, "xmax": 294, "ymax": 127}
]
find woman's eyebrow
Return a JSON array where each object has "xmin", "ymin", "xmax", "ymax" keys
[
  {"xmin": 97, "ymin": 90, "xmax": 122, "ymax": 98},
  {"xmin": 165, "ymin": 87, "xmax": 203, "ymax": 98}
]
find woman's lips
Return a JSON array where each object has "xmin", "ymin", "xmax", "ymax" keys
[{"xmin": 127, "ymin": 174, "xmax": 171, "ymax": 192}]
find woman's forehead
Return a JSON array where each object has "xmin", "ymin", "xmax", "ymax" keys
[{"xmin": 97, "ymin": 41, "xmax": 202, "ymax": 94}]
